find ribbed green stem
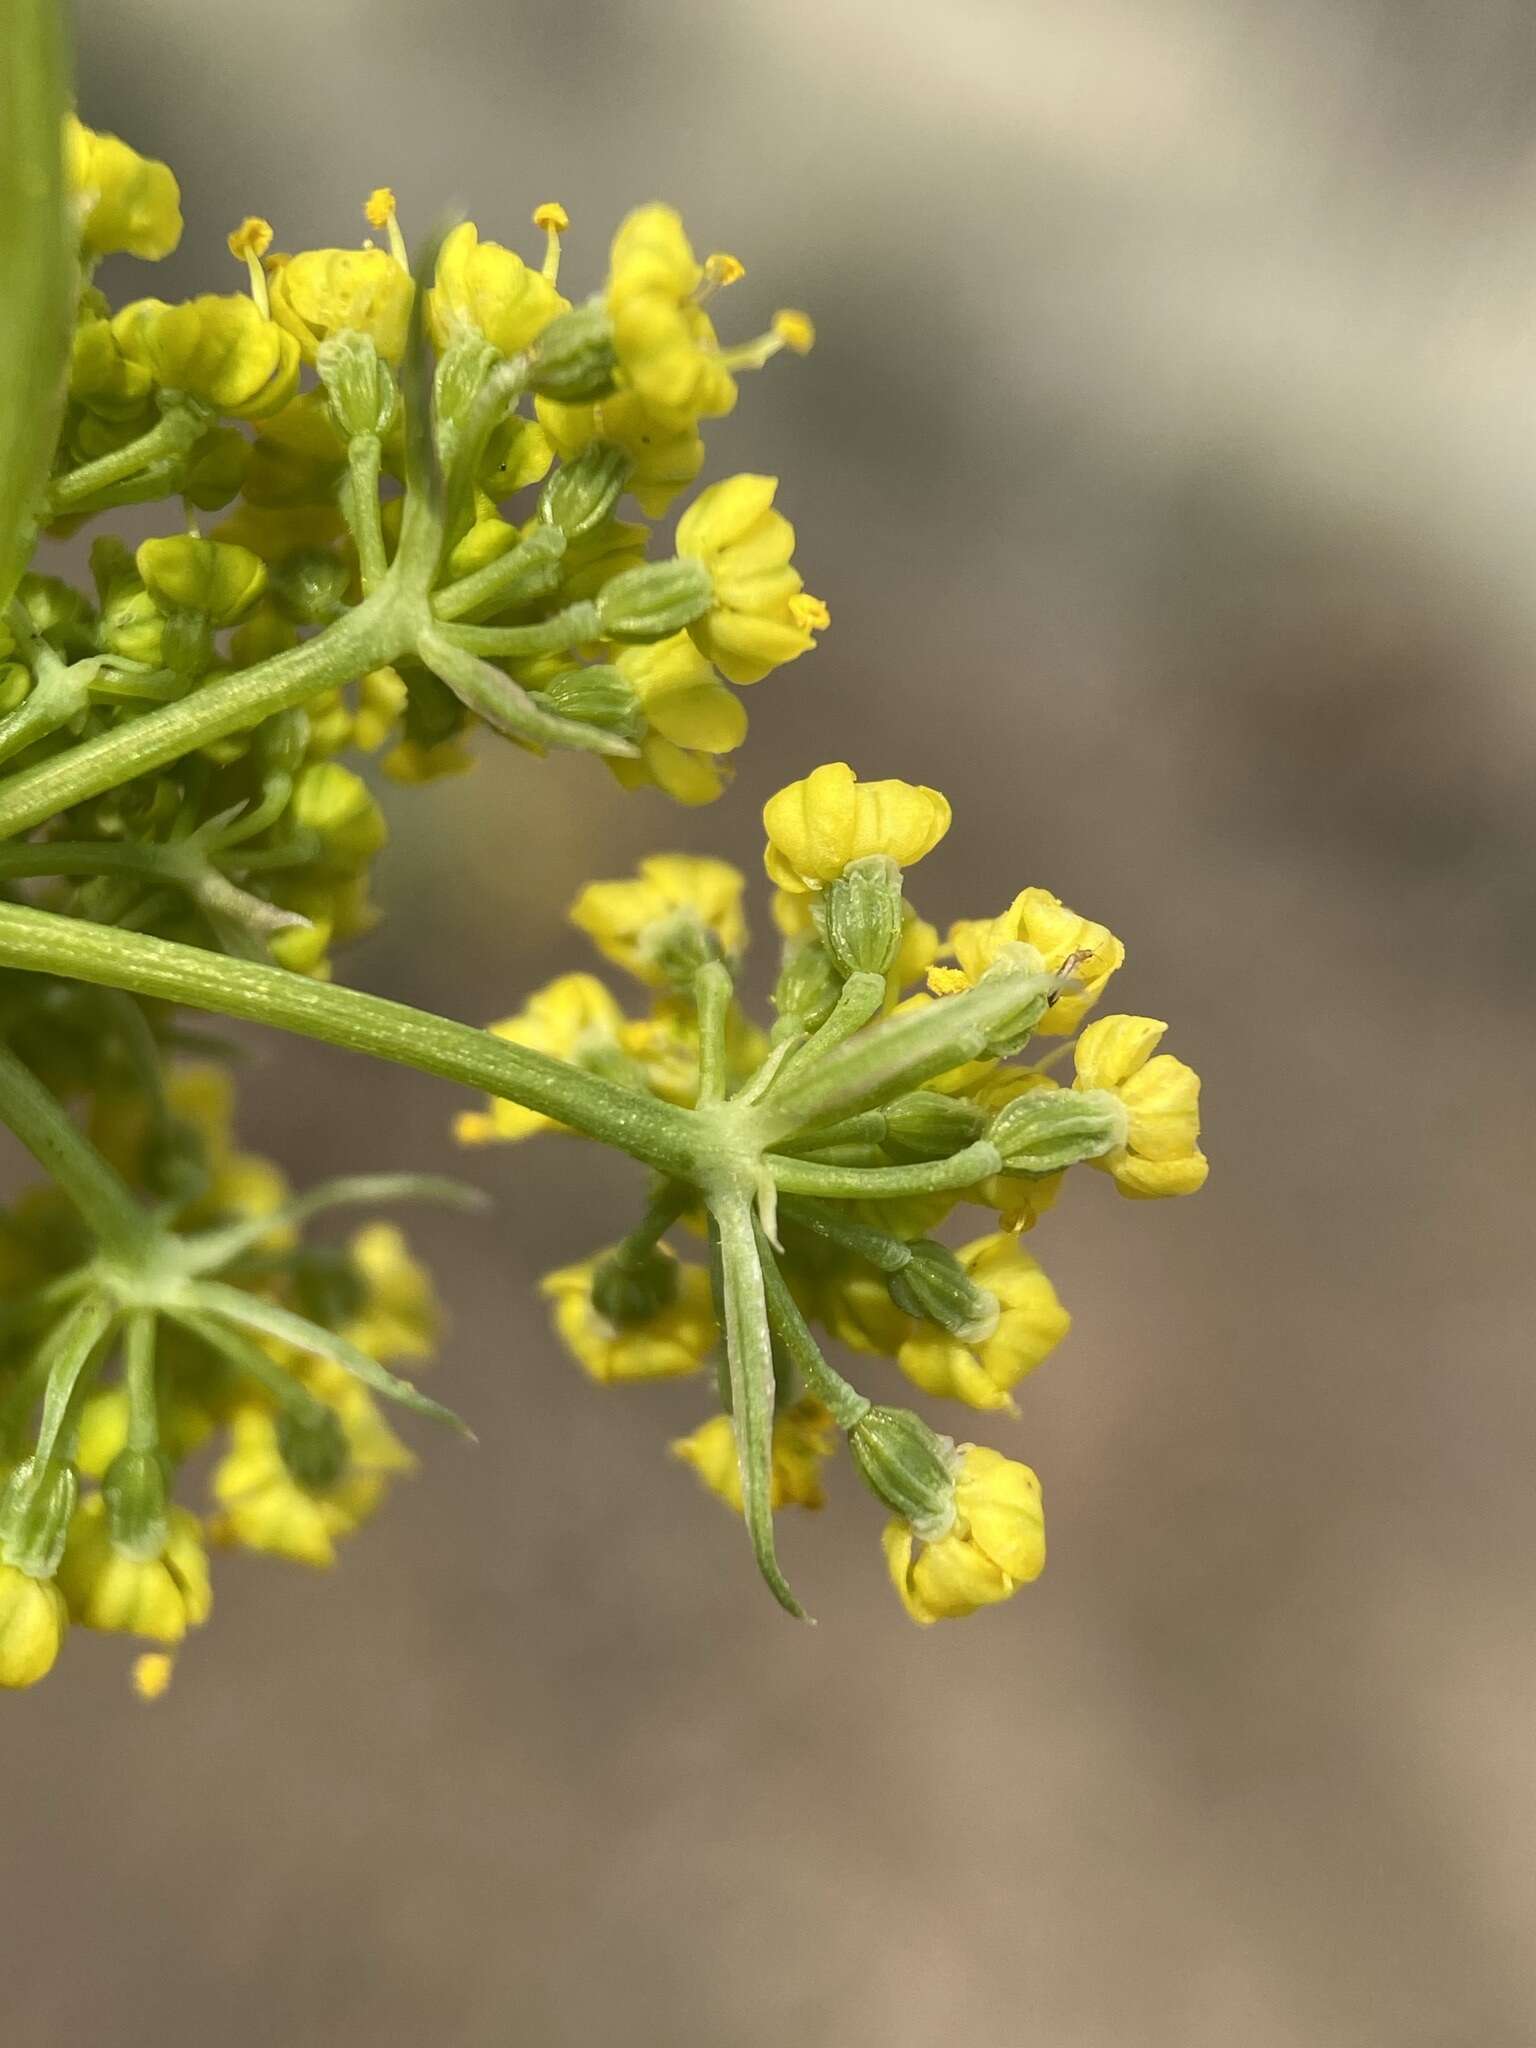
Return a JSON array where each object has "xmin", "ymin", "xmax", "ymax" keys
[
  {"xmin": 754, "ymin": 1221, "xmax": 870, "ymax": 1429},
  {"xmin": 45, "ymin": 403, "xmax": 205, "ymax": 515},
  {"xmin": 0, "ymin": 1036, "xmax": 149, "ymax": 1255},
  {"xmin": 766, "ymin": 1138, "xmax": 1001, "ymax": 1200}
]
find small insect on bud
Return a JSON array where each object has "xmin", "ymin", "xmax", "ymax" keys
[
  {"xmin": 539, "ymin": 444, "xmax": 632, "ymax": 541},
  {"xmin": 988, "ymin": 1084, "xmax": 1126, "ymax": 1175},
  {"xmin": 886, "ymin": 1241, "xmax": 1001, "ymax": 1343},
  {"xmin": 316, "ymin": 330, "xmax": 399, "ymax": 439},
  {"xmin": 848, "ymin": 1406, "xmax": 957, "ymax": 1541},
  {"xmin": 881, "ymin": 1090, "xmax": 988, "ymax": 1162},
  {"xmin": 819, "ymin": 854, "xmax": 905, "ymax": 978},
  {"xmin": 591, "ymin": 1244, "xmax": 680, "ymax": 1327},
  {"xmin": 527, "ymin": 303, "xmax": 618, "ymax": 401}
]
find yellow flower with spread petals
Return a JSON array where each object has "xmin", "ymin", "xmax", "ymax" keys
[
  {"xmin": 453, "ymin": 974, "xmax": 629, "ymax": 1145},
  {"xmin": 0, "ymin": 1563, "xmax": 68, "ymax": 1688},
  {"xmin": 209, "ymin": 1364, "xmax": 414, "ymax": 1569},
  {"xmin": 57, "ymin": 1498, "xmax": 212, "ymax": 1644},
  {"xmin": 541, "ymin": 1254, "xmax": 716, "ymax": 1384},
  {"xmin": 896, "ymin": 1233, "xmax": 1069, "ymax": 1412},
  {"xmin": 883, "ymin": 1445, "xmax": 1045, "ymax": 1625},
  {"xmin": 569, "ymin": 854, "xmax": 746, "ymax": 987},
  {"xmin": 672, "ymin": 1398, "xmax": 835, "ymax": 1513},
  {"xmin": 268, "ymin": 246, "xmax": 413, "ymax": 363},
  {"xmin": 427, "ymin": 221, "xmax": 568, "ymax": 357},
  {"xmin": 113, "ymin": 295, "xmax": 301, "ymax": 418},
  {"xmin": 1072, "ymin": 1015, "xmax": 1208, "ymax": 1199},
  {"xmin": 66, "ymin": 116, "xmax": 182, "ymax": 262},
  {"xmin": 343, "ymin": 1223, "xmax": 441, "ymax": 1365},
  {"xmin": 606, "ymin": 204, "xmax": 738, "ymax": 433},
  {"xmin": 675, "ymin": 475, "xmax": 825, "ymax": 684},
  {"xmin": 935, "ymin": 888, "xmax": 1125, "ymax": 1035},
  {"xmin": 763, "ymin": 762, "xmax": 951, "ymax": 893}
]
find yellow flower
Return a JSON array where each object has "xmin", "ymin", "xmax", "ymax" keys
[
  {"xmin": 762, "ymin": 762, "xmax": 952, "ymax": 893},
  {"xmin": 342, "ymin": 1223, "xmax": 441, "ymax": 1364},
  {"xmin": 615, "ymin": 631, "xmax": 746, "ymax": 756},
  {"xmin": 541, "ymin": 1254, "xmax": 716, "ymax": 1383},
  {"xmin": 57, "ymin": 1498, "xmax": 212, "ymax": 1644},
  {"xmin": 671, "ymin": 1398, "xmax": 835, "ymax": 1512},
  {"xmin": 569, "ymin": 854, "xmax": 746, "ymax": 987},
  {"xmin": 883, "ymin": 1445, "xmax": 1045, "ymax": 1625},
  {"xmin": 427, "ymin": 221, "xmax": 568, "ymax": 356},
  {"xmin": 69, "ymin": 315, "xmax": 156, "ymax": 419},
  {"xmin": 135, "ymin": 535, "xmax": 267, "ymax": 624},
  {"xmin": 896, "ymin": 1233, "xmax": 1069, "ymax": 1412},
  {"xmin": 289, "ymin": 761, "xmax": 388, "ymax": 872},
  {"xmin": 675, "ymin": 474, "xmax": 825, "ymax": 684},
  {"xmin": 113, "ymin": 295, "xmax": 301, "ymax": 418},
  {"xmin": 0, "ymin": 1563, "xmax": 68, "ymax": 1688},
  {"xmin": 1072, "ymin": 1015, "xmax": 1208, "ymax": 1199},
  {"xmin": 209, "ymin": 1365, "xmax": 414, "ymax": 1569},
  {"xmin": 453, "ymin": 974, "xmax": 629, "ymax": 1145},
  {"xmin": 536, "ymin": 387, "xmax": 704, "ymax": 516},
  {"xmin": 935, "ymin": 888, "xmax": 1125, "ymax": 1036},
  {"xmin": 66, "ymin": 116, "xmax": 183, "ymax": 261},
  {"xmin": 268, "ymin": 246, "xmax": 413, "ymax": 363},
  {"xmin": 605, "ymin": 205, "xmax": 737, "ymax": 433},
  {"xmin": 805, "ymin": 1256, "xmax": 912, "ymax": 1358}
]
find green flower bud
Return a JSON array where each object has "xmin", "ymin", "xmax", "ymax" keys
[
  {"xmin": 593, "ymin": 558, "xmax": 713, "ymax": 643},
  {"xmin": 0, "ymin": 1457, "xmax": 78, "ymax": 1579},
  {"xmin": 527, "ymin": 302, "xmax": 618, "ymax": 401},
  {"xmin": 539, "ymin": 444, "xmax": 631, "ymax": 541},
  {"xmin": 269, "ymin": 546, "xmax": 350, "ymax": 625},
  {"xmin": 848, "ymin": 1406, "xmax": 957, "ymax": 1541},
  {"xmin": 0, "ymin": 662, "xmax": 32, "ymax": 713},
  {"xmin": 772, "ymin": 939, "xmax": 843, "ymax": 1034},
  {"xmin": 538, "ymin": 665, "xmax": 645, "ymax": 743},
  {"xmin": 98, "ymin": 578, "xmax": 165, "ymax": 665},
  {"xmin": 432, "ymin": 332, "xmax": 501, "ymax": 467},
  {"xmin": 988, "ymin": 1084, "xmax": 1126, "ymax": 1174},
  {"xmin": 887, "ymin": 1240, "xmax": 1000, "ymax": 1343},
  {"xmin": 882, "ymin": 1089, "xmax": 988, "ymax": 1162},
  {"xmin": 276, "ymin": 1403, "xmax": 349, "ymax": 1491},
  {"xmin": 316, "ymin": 329, "xmax": 399, "ymax": 439},
  {"xmin": 591, "ymin": 1244, "xmax": 680, "ymax": 1327},
  {"xmin": 183, "ymin": 424, "xmax": 250, "ymax": 511},
  {"xmin": 976, "ymin": 960, "xmax": 1051, "ymax": 1057},
  {"xmin": 102, "ymin": 1447, "xmax": 170, "ymax": 1561},
  {"xmin": 818, "ymin": 854, "xmax": 905, "ymax": 978}
]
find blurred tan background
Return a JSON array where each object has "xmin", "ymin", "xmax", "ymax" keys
[{"xmin": 7, "ymin": 1, "xmax": 1536, "ymax": 2042}]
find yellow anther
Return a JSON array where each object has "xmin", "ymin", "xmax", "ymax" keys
[
  {"xmin": 697, "ymin": 251, "xmax": 746, "ymax": 301},
  {"xmin": 227, "ymin": 216, "xmax": 274, "ymax": 315},
  {"xmin": 365, "ymin": 186, "xmax": 409, "ymax": 268},
  {"xmin": 533, "ymin": 201, "xmax": 569, "ymax": 284},
  {"xmin": 789, "ymin": 591, "xmax": 829, "ymax": 631},
  {"xmin": 132, "ymin": 1652, "xmax": 175, "ymax": 1701},
  {"xmin": 772, "ymin": 308, "xmax": 815, "ymax": 355}
]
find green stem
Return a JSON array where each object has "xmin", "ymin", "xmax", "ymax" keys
[
  {"xmin": 436, "ymin": 606, "xmax": 598, "ymax": 659},
  {"xmin": 431, "ymin": 528, "xmax": 567, "ymax": 622},
  {"xmin": 122, "ymin": 1309, "xmax": 158, "ymax": 1453},
  {"xmin": 692, "ymin": 960, "xmax": 732, "ymax": 1106},
  {"xmin": 754, "ymin": 1220, "xmax": 870, "ymax": 1429},
  {"xmin": 756, "ymin": 971, "xmax": 1053, "ymax": 1144},
  {"xmin": 0, "ymin": 899, "xmax": 702, "ymax": 1177},
  {"xmin": 418, "ymin": 626, "xmax": 636, "ymax": 758},
  {"xmin": 766, "ymin": 1138, "xmax": 1001, "ymax": 1201},
  {"xmin": 764, "ymin": 970, "xmax": 886, "ymax": 1098},
  {"xmin": 710, "ymin": 1188, "xmax": 804, "ymax": 1619},
  {"xmin": 0, "ymin": 596, "xmax": 405, "ymax": 841},
  {"xmin": 44, "ymin": 403, "xmax": 205, "ymax": 515},
  {"xmin": 31, "ymin": 1293, "xmax": 116, "ymax": 1468},
  {"xmin": 0, "ymin": 1036, "xmax": 150, "ymax": 1256},
  {"xmin": 776, "ymin": 1195, "xmax": 913, "ymax": 1273},
  {"xmin": 343, "ymin": 433, "xmax": 389, "ymax": 594}
]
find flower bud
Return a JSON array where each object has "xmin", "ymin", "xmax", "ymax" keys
[
  {"xmin": 539, "ymin": 443, "xmax": 631, "ymax": 541},
  {"xmin": 183, "ymin": 425, "xmax": 250, "ymax": 511},
  {"xmin": 136, "ymin": 535, "xmax": 267, "ymax": 626},
  {"xmin": 539, "ymin": 665, "xmax": 645, "ymax": 743},
  {"xmin": 976, "ymin": 959, "xmax": 1051, "ymax": 1057},
  {"xmin": 772, "ymin": 939, "xmax": 844, "ymax": 1034},
  {"xmin": 882, "ymin": 1090, "xmax": 987, "ymax": 1162},
  {"xmin": 819, "ymin": 854, "xmax": 905, "ymax": 977},
  {"xmin": 433, "ymin": 332, "xmax": 502, "ymax": 466},
  {"xmin": 887, "ymin": 1241, "xmax": 1001, "ymax": 1343},
  {"xmin": 276, "ymin": 1404, "xmax": 350, "ymax": 1491},
  {"xmin": 102, "ymin": 1448, "xmax": 170, "ymax": 1561},
  {"xmin": 594, "ymin": 558, "xmax": 713, "ymax": 643},
  {"xmin": 591, "ymin": 1244, "xmax": 680, "ymax": 1327},
  {"xmin": 848, "ymin": 1406, "xmax": 957, "ymax": 1540},
  {"xmin": 988, "ymin": 1084, "xmax": 1126, "ymax": 1174},
  {"xmin": 98, "ymin": 578, "xmax": 166, "ymax": 665},
  {"xmin": 0, "ymin": 1458, "xmax": 79, "ymax": 1580},
  {"xmin": 527, "ymin": 303, "xmax": 618, "ymax": 401},
  {"xmin": 269, "ymin": 547, "xmax": 350, "ymax": 625},
  {"xmin": 316, "ymin": 330, "xmax": 399, "ymax": 439}
]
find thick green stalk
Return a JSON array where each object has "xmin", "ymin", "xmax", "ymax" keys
[
  {"xmin": 0, "ymin": 0, "xmax": 72, "ymax": 613},
  {"xmin": 0, "ymin": 597, "xmax": 406, "ymax": 842},
  {"xmin": 0, "ymin": 1037, "xmax": 150, "ymax": 1256},
  {"xmin": 0, "ymin": 900, "xmax": 701, "ymax": 1176},
  {"xmin": 754, "ymin": 1221, "xmax": 869, "ymax": 1429}
]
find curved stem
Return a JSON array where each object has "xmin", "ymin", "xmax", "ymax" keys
[
  {"xmin": 765, "ymin": 1138, "xmax": 1001, "ymax": 1201},
  {"xmin": 0, "ymin": 900, "xmax": 701, "ymax": 1177},
  {"xmin": 0, "ymin": 1037, "xmax": 149, "ymax": 1257},
  {"xmin": 45, "ymin": 404, "xmax": 204, "ymax": 515},
  {"xmin": 754, "ymin": 1220, "xmax": 869, "ymax": 1429}
]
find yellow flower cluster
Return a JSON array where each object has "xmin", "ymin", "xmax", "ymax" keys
[
  {"xmin": 455, "ymin": 764, "xmax": 1206, "ymax": 1626},
  {"xmin": 0, "ymin": 1063, "xmax": 443, "ymax": 1689}
]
